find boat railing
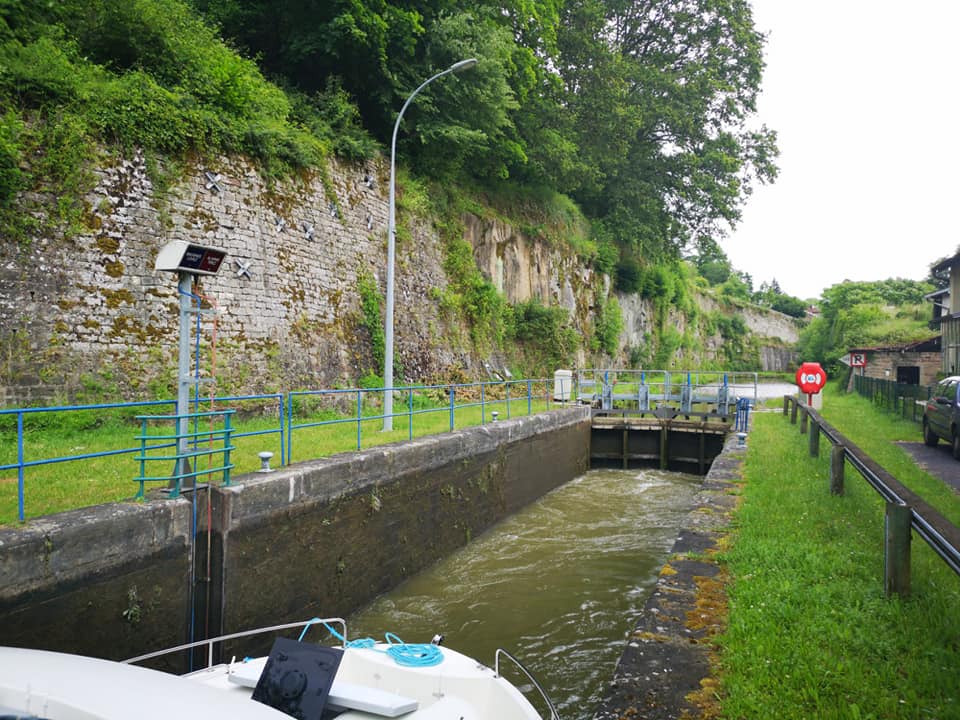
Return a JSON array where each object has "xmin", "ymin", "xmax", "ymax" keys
[
  {"xmin": 124, "ymin": 617, "xmax": 348, "ymax": 668},
  {"xmin": 494, "ymin": 648, "xmax": 560, "ymax": 720}
]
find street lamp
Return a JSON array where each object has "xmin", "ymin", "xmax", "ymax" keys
[{"xmin": 383, "ymin": 58, "xmax": 478, "ymax": 431}]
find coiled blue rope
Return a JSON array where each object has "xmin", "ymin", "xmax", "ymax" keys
[
  {"xmin": 296, "ymin": 618, "xmax": 443, "ymax": 667},
  {"xmin": 383, "ymin": 632, "xmax": 443, "ymax": 668}
]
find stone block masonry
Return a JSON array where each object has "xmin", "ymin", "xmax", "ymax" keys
[
  {"xmin": 0, "ymin": 408, "xmax": 590, "ymax": 667},
  {"xmin": 0, "ymin": 151, "xmax": 610, "ymax": 405},
  {"xmin": 0, "ymin": 148, "xmax": 802, "ymax": 406}
]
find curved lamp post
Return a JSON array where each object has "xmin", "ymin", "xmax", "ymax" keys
[{"xmin": 383, "ymin": 58, "xmax": 478, "ymax": 431}]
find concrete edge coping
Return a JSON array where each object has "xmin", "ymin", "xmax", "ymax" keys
[
  {"xmin": 592, "ymin": 433, "xmax": 745, "ymax": 720},
  {"xmin": 0, "ymin": 406, "xmax": 591, "ymax": 600},
  {"xmin": 222, "ymin": 406, "xmax": 590, "ymax": 519}
]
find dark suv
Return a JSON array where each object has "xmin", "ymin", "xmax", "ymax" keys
[{"xmin": 923, "ymin": 376, "xmax": 960, "ymax": 459}]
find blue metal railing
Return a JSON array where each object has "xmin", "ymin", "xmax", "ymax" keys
[
  {"xmin": 134, "ymin": 410, "xmax": 236, "ymax": 499},
  {"xmin": 285, "ymin": 379, "xmax": 548, "ymax": 464},
  {"xmin": 2, "ymin": 381, "xmax": 557, "ymax": 522},
  {"xmin": 2, "ymin": 399, "xmax": 174, "ymax": 523},
  {"xmin": 576, "ymin": 368, "xmax": 757, "ymax": 414},
  {"xmin": 2, "ymin": 394, "xmax": 283, "ymax": 522}
]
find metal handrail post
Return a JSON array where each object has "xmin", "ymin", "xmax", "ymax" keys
[
  {"xmin": 136, "ymin": 417, "xmax": 148, "ymax": 499},
  {"xmin": 222, "ymin": 413, "xmax": 233, "ymax": 486},
  {"xmin": 17, "ymin": 411, "xmax": 24, "ymax": 522},
  {"xmin": 356, "ymin": 390, "xmax": 363, "ymax": 450},
  {"xmin": 278, "ymin": 395, "xmax": 286, "ymax": 466},
  {"xmin": 286, "ymin": 393, "xmax": 294, "ymax": 465},
  {"xmin": 408, "ymin": 388, "xmax": 414, "ymax": 441},
  {"xmin": 449, "ymin": 385, "xmax": 456, "ymax": 431},
  {"xmin": 527, "ymin": 379, "xmax": 532, "ymax": 415},
  {"xmin": 494, "ymin": 648, "xmax": 560, "ymax": 720},
  {"xmin": 481, "ymin": 382, "xmax": 486, "ymax": 423}
]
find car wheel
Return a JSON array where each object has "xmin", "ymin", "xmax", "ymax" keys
[
  {"xmin": 953, "ymin": 430, "xmax": 960, "ymax": 461},
  {"xmin": 923, "ymin": 420, "xmax": 939, "ymax": 447}
]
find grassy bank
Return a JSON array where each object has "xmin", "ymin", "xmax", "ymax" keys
[{"xmin": 718, "ymin": 388, "xmax": 960, "ymax": 718}]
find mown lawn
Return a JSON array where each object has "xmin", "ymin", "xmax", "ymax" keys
[
  {"xmin": 718, "ymin": 387, "xmax": 960, "ymax": 719},
  {"xmin": 0, "ymin": 393, "xmax": 553, "ymax": 525}
]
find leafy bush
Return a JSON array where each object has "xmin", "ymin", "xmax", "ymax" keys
[
  {"xmin": 639, "ymin": 265, "xmax": 676, "ymax": 303},
  {"xmin": 0, "ymin": 111, "xmax": 23, "ymax": 206},
  {"xmin": 511, "ymin": 299, "xmax": 579, "ymax": 370},
  {"xmin": 593, "ymin": 296, "xmax": 623, "ymax": 356},
  {"xmin": 0, "ymin": 0, "xmax": 334, "ymax": 201},
  {"xmin": 290, "ymin": 80, "xmax": 378, "ymax": 162},
  {"xmin": 593, "ymin": 239, "xmax": 619, "ymax": 276},
  {"xmin": 770, "ymin": 294, "xmax": 807, "ymax": 318},
  {"xmin": 615, "ymin": 257, "xmax": 643, "ymax": 293},
  {"xmin": 356, "ymin": 273, "xmax": 386, "ymax": 376}
]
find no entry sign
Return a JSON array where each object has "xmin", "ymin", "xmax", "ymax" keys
[{"xmin": 795, "ymin": 362, "xmax": 827, "ymax": 395}]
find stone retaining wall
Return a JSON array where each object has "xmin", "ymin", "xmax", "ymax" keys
[{"xmin": 0, "ymin": 408, "xmax": 590, "ymax": 665}]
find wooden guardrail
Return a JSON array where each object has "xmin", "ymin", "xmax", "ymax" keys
[{"xmin": 783, "ymin": 395, "xmax": 960, "ymax": 598}]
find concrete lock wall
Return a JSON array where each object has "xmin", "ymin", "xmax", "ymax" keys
[
  {"xmin": 0, "ymin": 408, "xmax": 590, "ymax": 663},
  {"xmin": 0, "ymin": 500, "xmax": 194, "ymax": 663}
]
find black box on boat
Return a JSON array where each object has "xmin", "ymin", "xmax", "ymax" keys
[{"xmin": 251, "ymin": 637, "xmax": 343, "ymax": 719}]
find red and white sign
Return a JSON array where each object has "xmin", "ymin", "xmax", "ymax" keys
[
  {"xmin": 795, "ymin": 362, "xmax": 827, "ymax": 395},
  {"xmin": 849, "ymin": 352, "xmax": 867, "ymax": 368}
]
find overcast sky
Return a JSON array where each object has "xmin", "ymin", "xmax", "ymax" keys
[{"xmin": 722, "ymin": 1, "xmax": 960, "ymax": 301}]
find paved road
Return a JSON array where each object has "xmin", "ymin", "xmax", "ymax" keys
[{"xmin": 897, "ymin": 441, "xmax": 960, "ymax": 493}]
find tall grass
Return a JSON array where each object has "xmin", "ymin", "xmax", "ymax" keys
[{"xmin": 718, "ymin": 389, "xmax": 960, "ymax": 718}]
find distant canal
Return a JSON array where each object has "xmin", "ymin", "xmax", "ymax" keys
[{"xmin": 348, "ymin": 468, "xmax": 702, "ymax": 720}]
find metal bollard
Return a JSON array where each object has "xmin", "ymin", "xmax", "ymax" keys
[{"xmin": 258, "ymin": 451, "xmax": 274, "ymax": 473}]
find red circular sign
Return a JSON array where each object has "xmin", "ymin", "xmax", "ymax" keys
[{"xmin": 795, "ymin": 362, "xmax": 827, "ymax": 394}]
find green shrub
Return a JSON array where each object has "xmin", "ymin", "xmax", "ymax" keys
[
  {"xmin": 615, "ymin": 256, "xmax": 642, "ymax": 293},
  {"xmin": 511, "ymin": 299, "xmax": 579, "ymax": 370},
  {"xmin": 593, "ymin": 239, "xmax": 619, "ymax": 276},
  {"xmin": 593, "ymin": 296, "xmax": 623, "ymax": 356},
  {"xmin": 0, "ymin": 111, "xmax": 23, "ymax": 206},
  {"xmin": 356, "ymin": 273, "xmax": 386, "ymax": 374}
]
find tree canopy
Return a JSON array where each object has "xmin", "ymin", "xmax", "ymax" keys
[
  {"xmin": 1, "ymin": 0, "xmax": 778, "ymax": 274},
  {"xmin": 797, "ymin": 279, "xmax": 935, "ymax": 371}
]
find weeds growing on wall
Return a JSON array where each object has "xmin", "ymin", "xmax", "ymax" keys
[
  {"xmin": 592, "ymin": 294, "xmax": 623, "ymax": 357},
  {"xmin": 510, "ymin": 299, "xmax": 579, "ymax": 373},
  {"xmin": 356, "ymin": 272, "xmax": 386, "ymax": 376}
]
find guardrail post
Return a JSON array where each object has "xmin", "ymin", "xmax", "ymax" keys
[
  {"xmin": 790, "ymin": 398, "xmax": 798, "ymax": 424},
  {"xmin": 884, "ymin": 501, "xmax": 912, "ymax": 598},
  {"xmin": 808, "ymin": 419, "xmax": 820, "ymax": 457},
  {"xmin": 830, "ymin": 444, "xmax": 845, "ymax": 495},
  {"xmin": 799, "ymin": 408, "xmax": 808, "ymax": 435}
]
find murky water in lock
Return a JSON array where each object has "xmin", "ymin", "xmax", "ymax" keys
[{"xmin": 347, "ymin": 468, "xmax": 702, "ymax": 720}]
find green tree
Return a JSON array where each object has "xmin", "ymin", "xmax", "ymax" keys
[
  {"xmin": 799, "ymin": 278, "xmax": 935, "ymax": 370},
  {"xmin": 557, "ymin": 0, "xmax": 778, "ymax": 264}
]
